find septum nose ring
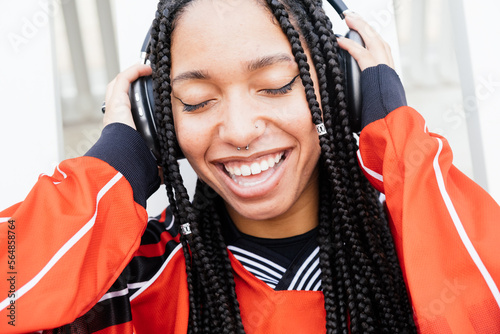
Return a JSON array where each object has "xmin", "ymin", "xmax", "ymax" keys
[
  {"xmin": 237, "ymin": 145, "xmax": 249, "ymax": 151},
  {"xmin": 236, "ymin": 122, "xmax": 259, "ymax": 151}
]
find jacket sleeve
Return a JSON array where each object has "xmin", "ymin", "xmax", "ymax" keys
[
  {"xmin": 358, "ymin": 106, "xmax": 500, "ymax": 333},
  {"xmin": 0, "ymin": 123, "xmax": 160, "ymax": 333}
]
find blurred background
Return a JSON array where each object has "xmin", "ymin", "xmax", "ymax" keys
[{"xmin": 1, "ymin": 0, "xmax": 499, "ymax": 215}]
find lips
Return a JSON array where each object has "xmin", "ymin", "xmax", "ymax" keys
[
  {"xmin": 224, "ymin": 152, "xmax": 284, "ymax": 176},
  {"xmin": 219, "ymin": 151, "xmax": 286, "ymax": 188}
]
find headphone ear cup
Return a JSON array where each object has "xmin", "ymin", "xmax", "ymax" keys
[
  {"xmin": 130, "ymin": 75, "xmax": 185, "ymax": 160},
  {"xmin": 338, "ymin": 30, "xmax": 364, "ymax": 133},
  {"xmin": 130, "ymin": 76, "xmax": 160, "ymax": 159}
]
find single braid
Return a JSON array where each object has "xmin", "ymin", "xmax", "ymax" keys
[{"xmin": 149, "ymin": 2, "xmax": 203, "ymax": 332}]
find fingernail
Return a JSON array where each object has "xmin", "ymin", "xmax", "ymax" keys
[{"xmin": 344, "ymin": 10, "xmax": 359, "ymax": 18}]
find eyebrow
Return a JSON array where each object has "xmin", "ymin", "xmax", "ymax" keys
[
  {"xmin": 245, "ymin": 53, "xmax": 294, "ymax": 72},
  {"xmin": 171, "ymin": 53, "xmax": 294, "ymax": 85},
  {"xmin": 171, "ymin": 70, "xmax": 209, "ymax": 85}
]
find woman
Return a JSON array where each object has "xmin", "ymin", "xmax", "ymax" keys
[{"xmin": 1, "ymin": 0, "xmax": 498, "ymax": 333}]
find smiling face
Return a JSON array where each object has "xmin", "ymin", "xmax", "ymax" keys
[{"xmin": 170, "ymin": 0, "xmax": 322, "ymax": 230}]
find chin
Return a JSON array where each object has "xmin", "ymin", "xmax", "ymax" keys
[{"xmin": 226, "ymin": 199, "xmax": 290, "ymax": 221}]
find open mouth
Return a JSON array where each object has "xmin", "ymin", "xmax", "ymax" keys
[{"xmin": 221, "ymin": 151, "xmax": 287, "ymax": 187}]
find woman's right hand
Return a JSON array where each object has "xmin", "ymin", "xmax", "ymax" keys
[
  {"xmin": 103, "ymin": 63, "xmax": 152, "ymax": 129},
  {"xmin": 337, "ymin": 12, "xmax": 395, "ymax": 72}
]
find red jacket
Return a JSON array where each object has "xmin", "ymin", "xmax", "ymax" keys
[
  {"xmin": 358, "ymin": 107, "xmax": 500, "ymax": 333},
  {"xmin": 1, "ymin": 106, "xmax": 499, "ymax": 333}
]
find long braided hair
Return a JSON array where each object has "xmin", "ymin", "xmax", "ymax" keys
[{"xmin": 149, "ymin": 0, "xmax": 416, "ymax": 332}]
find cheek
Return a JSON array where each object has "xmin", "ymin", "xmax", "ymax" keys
[
  {"xmin": 302, "ymin": 127, "xmax": 321, "ymax": 162},
  {"xmin": 174, "ymin": 115, "xmax": 207, "ymax": 162},
  {"xmin": 174, "ymin": 119, "xmax": 212, "ymax": 185},
  {"xmin": 278, "ymin": 105, "xmax": 320, "ymax": 159},
  {"xmin": 283, "ymin": 99, "xmax": 317, "ymax": 139},
  {"xmin": 270, "ymin": 92, "xmax": 313, "ymax": 124},
  {"xmin": 289, "ymin": 100, "xmax": 321, "ymax": 157}
]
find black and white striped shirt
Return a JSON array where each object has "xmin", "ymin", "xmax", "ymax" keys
[{"xmin": 223, "ymin": 212, "xmax": 322, "ymax": 292}]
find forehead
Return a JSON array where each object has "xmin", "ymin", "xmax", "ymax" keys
[{"xmin": 170, "ymin": 0, "xmax": 294, "ymax": 76}]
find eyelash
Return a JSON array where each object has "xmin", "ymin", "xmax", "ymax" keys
[
  {"xmin": 178, "ymin": 74, "xmax": 300, "ymax": 112},
  {"xmin": 261, "ymin": 74, "xmax": 300, "ymax": 95},
  {"xmin": 181, "ymin": 100, "xmax": 210, "ymax": 112}
]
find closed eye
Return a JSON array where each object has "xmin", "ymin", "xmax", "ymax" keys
[
  {"xmin": 260, "ymin": 74, "xmax": 300, "ymax": 95},
  {"xmin": 176, "ymin": 98, "xmax": 211, "ymax": 112}
]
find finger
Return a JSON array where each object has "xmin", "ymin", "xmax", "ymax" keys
[
  {"xmin": 111, "ymin": 63, "xmax": 152, "ymax": 98},
  {"xmin": 104, "ymin": 63, "xmax": 151, "ymax": 106},
  {"xmin": 342, "ymin": 12, "xmax": 395, "ymax": 70},
  {"xmin": 103, "ymin": 63, "xmax": 152, "ymax": 128},
  {"xmin": 344, "ymin": 12, "xmax": 383, "ymax": 50},
  {"xmin": 343, "ymin": 12, "xmax": 392, "ymax": 64},
  {"xmin": 337, "ymin": 36, "xmax": 377, "ymax": 71}
]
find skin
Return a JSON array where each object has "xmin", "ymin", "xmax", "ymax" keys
[
  {"xmin": 103, "ymin": 6, "xmax": 394, "ymax": 238},
  {"xmin": 169, "ymin": 0, "xmax": 325, "ymax": 237}
]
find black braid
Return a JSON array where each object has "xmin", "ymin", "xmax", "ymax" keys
[
  {"xmin": 149, "ymin": 0, "xmax": 416, "ymax": 333},
  {"xmin": 149, "ymin": 1, "xmax": 202, "ymax": 332}
]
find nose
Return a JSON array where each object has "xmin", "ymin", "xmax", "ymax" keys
[{"xmin": 218, "ymin": 96, "xmax": 265, "ymax": 149}]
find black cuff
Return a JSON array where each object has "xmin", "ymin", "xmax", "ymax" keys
[
  {"xmin": 360, "ymin": 64, "xmax": 407, "ymax": 129},
  {"xmin": 85, "ymin": 123, "xmax": 161, "ymax": 208}
]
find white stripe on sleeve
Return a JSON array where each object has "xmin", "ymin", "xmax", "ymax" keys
[
  {"xmin": 433, "ymin": 138, "xmax": 500, "ymax": 309},
  {"xmin": 0, "ymin": 172, "xmax": 123, "ymax": 311}
]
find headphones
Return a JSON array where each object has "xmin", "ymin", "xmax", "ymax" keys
[{"xmin": 129, "ymin": 0, "xmax": 364, "ymax": 160}]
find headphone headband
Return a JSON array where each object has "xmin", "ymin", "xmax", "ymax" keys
[{"xmin": 325, "ymin": 0, "xmax": 350, "ymax": 19}]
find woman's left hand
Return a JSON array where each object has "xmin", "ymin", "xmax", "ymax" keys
[
  {"xmin": 102, "ymin": 63, "xmax": 152, "ymax": 129},
  {"xmin": 336, "ymin": 12, "xmax": 395, "ymax": 71}
]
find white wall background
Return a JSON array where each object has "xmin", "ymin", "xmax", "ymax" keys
[
  {"xmin": 0, "ymin": 1, "xmax": 63, "ymax": 209},
  {"xmin": 1, "ymin": 0, "xmax": 499, "ymax": 213},
  {"xmin": 461, "ymin": 0, "xmax": 500, "ymax": 201}
]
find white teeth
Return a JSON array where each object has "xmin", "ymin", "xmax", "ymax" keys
[
  {"xmin": 267, "ymin": 157, "xmax": 275, "ymax": 168},
  {"xmin": 223, "ymin": 152, "xmax": 284, "ymax": 178},
  {"xmin": 260, "ymin": 159, "xmax": 269, "ymax": 171},
  {"xmin": 250, "ymin": 162, "xmax": 261, "ymax": 175},
  {"xmin": 240, "ymin": 165, "xmax": 251, "ymax": 176},
  {"xmin": 275, "ymin": 153, "xmax": 281, "ymax": 163}
]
